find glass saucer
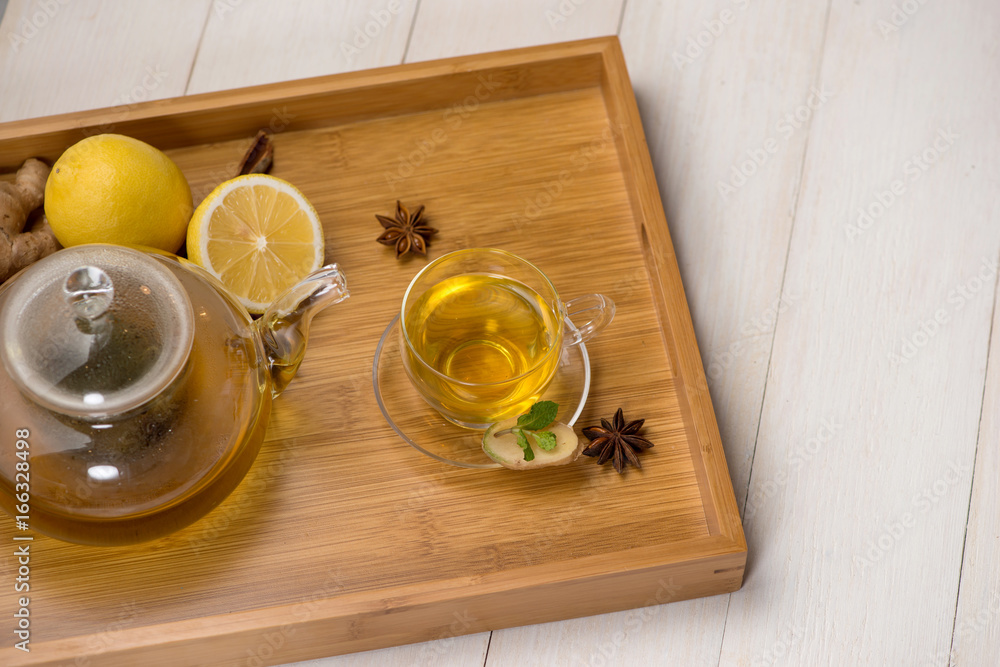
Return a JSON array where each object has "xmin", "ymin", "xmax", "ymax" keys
[{"xmin": 373, "ymin": 315, "xmax": 591, "ymax": 469}]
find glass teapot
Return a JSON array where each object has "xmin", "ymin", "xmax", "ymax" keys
[{"xmin": 0, "ymin": 244, "xmax": 348, "ymax": 546}]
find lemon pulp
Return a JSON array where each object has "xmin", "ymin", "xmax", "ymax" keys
[{"xmin": 187, "ymin": 175, "xmax": 324, "ymax": 314}]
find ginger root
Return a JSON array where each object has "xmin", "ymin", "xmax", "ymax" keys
[{"xmin": 0, "ymin": 158, "xmax": 60, "ymax": 283}]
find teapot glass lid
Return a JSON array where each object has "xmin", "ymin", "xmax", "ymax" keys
[{"xmin": 0, "ymin": 244, "xmax": 194, "ymax": 419}]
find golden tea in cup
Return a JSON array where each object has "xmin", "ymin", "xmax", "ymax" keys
[{"xmin": 400, "ymin": 248, "xmax": 614, "ymax": 428}]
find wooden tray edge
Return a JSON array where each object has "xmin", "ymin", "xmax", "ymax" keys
[
  {"xmin": 596, "ymin": 39, "xmax": 746, "ymax": 548},
  {"xmin": 4, "ymin": 536, "xmax": 745, "ymax": 666},
  {"xmin": 0, "ymin": 37, "xmax": 617, "ymax": 169}
]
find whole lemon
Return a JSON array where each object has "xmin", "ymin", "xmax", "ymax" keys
[{"xmin": 45, "ymin": 134, "xmax": 192, "ymax": 252}]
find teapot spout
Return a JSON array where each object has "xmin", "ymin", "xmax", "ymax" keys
[{"xmin": 256, "ymin": 264, "xmax": 349, "ymax": 396}]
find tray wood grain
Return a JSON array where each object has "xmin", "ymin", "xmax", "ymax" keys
[{"xmin": 0, "ymin": 37, "xmax": 744, "ymax": 666}]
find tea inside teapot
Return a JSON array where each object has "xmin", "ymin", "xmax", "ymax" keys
[{"xmin": 0, "ymin": 244, "xmax": 347, "ymax": 545}]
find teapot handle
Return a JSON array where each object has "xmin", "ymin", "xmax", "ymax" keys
[{"xmin": 256, "ymin": 264, "xmax": 350, "ymax": 397}]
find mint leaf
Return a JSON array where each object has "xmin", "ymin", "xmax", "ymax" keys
[
  {"xmin": 516, "ymin": 401, "xmax": 559, "ymax": 431},
  {"xmin": 532, "ymin": 430, "xmax": 557, "ymax": 451},
  {"xmin": 516, "ymin": 429, "xmax": 534, "ymax": 461}
]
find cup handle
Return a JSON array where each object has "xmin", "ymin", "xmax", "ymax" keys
[{"xmin": 564, "ymin": 294, "xmax": 615, "ymax": 346}]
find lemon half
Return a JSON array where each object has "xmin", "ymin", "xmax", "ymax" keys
[{"xmin": 187, "ymin": 175, "xmax": 325, "ymax": 314}]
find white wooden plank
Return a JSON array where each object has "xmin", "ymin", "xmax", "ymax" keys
[
  {"xmin": 405, "ymin": 0, "xmax": 624, "ymax": 62},
  {"xmin": 619, "ymin": 0, "xmax": 830, "ymax": 519},
  {"xmin": 952, "ymin": 261, "xmax": 1000, "ymax": 656},
  {"xmin": 720, "ymin": 0, "xmax": 1000, "ymax": 664},
  {"xmin": 483, "ymin": 597, "xmax": 729, "ymax": 667},
  {"xmin": 0, "ymin": 0, "xmax": 211, "ymax": 122},
  {"xmin": 185, "ymin": 0, "xmax": 418, "ymax": 95}
]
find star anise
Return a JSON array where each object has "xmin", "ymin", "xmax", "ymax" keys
[
  {"xmin": 582, "ymin": 408, "xmax": 654, "ymax": 473},
  {"xmin": 376, "ymin": 201, "xmax": 437, "ymax": 259}
]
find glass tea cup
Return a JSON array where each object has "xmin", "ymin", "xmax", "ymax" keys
[{"xmin": 399, "ymin": 248, "xmax": 614, "ymax": 429}]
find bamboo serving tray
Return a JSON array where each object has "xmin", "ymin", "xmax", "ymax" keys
[{"xmin": 0, "ymin": 37, "xmax": 745, "ymax": 666}]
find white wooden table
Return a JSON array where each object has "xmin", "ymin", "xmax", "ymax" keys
[{"xmin": 2, "ymin": 1, "xmax": 998, "ymax": 665}]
